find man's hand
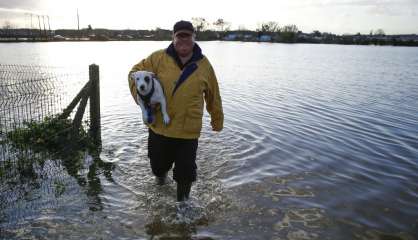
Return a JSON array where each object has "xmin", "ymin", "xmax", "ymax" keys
[
  {"xmin": 211, "ymin": 117, "xmax": 223, "ymax": 132},
  {"xmin": 211, "ymin": 122, "xmax": 223, "ymax": 132}
]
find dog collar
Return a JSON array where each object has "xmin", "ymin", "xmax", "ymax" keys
[{"xmin": 137, "ymin": 78, "xmax": 155, "ymax": 106}]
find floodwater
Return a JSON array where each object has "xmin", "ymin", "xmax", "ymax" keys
[{"xmin": 1, "ymin": 41, "xmax": 418, "ymax": 239}]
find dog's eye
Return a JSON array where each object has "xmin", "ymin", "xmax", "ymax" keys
[
  {"xmin": 136, "ymin": 77, "xmax": 139, "ymax": 81},
  {"xmin": 144, "ymin": 76, "xmax": 150, "ymax": 83}
]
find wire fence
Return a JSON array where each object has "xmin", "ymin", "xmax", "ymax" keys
[
  {"xmin": 0, "ymin": 64, "xmax": 89, "ymax": 134},
  {"xmin": 0, "ymin": 63, "xmax": 93, "ymax": 171},
  {"xmin": 0, "ymin": 64, "xmax": 108, "ymax": 227}
]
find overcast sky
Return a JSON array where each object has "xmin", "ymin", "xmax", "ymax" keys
[{"xmin": 1, "ymin": 0, "xmax": 417, "ymax": 34}]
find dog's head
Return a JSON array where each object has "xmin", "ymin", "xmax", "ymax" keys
[{"xmin": 131, "ymin": 71, "xmax": 156, "ymax": 96}]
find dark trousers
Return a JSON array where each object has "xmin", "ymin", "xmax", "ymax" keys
[{"xmin": 148, "ymin": 129, "xmax": 198, "ymax": 183}]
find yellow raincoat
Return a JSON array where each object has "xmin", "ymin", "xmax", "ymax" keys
[{"xmin": 128, "ymin": 43, "xmax": 223, "ymax": 139}]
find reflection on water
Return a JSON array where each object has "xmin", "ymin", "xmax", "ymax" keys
[
  {"xmin": 0, "ymin": 146, "xmax": 114, "ymax": 220},
  {"xmin": 1, "ymin": 42, "xmax": 418, "ymax": 239}
]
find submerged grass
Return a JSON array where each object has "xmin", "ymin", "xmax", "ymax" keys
[
  {"xmin": 2, "ymin": 116, "xmax": 95, "ymax": 182},
  {"xmin": 6, "ymin": 115, "xmax": 93, "ymax": 153}
]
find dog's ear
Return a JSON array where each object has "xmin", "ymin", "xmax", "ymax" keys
[{"xmin": 151, "ymin": 72, "xmax": 157, "ymax": 79}]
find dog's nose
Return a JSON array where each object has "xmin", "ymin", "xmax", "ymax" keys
[{"xmin": 140, "ymin": 85, "xmax": 145, "ymax": 91}]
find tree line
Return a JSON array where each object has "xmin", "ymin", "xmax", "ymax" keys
[{"xmin": 2, "ymin": 18, "xmax": 418, "ymax": 46}]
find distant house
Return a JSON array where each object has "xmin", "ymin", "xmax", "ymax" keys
[
  {"xmin": 224, "ymin": 33, "xmax": 237, "ymax": 41},
  {"xmin": 243, "ymin": 34, "xmax": 253, "ymax": 40},
  {"xmin": 297, "ymin": 33, "xmax": 309, "ymax": 40},
  {"xmin": 313, "ymin": 36, "xmax": 323, "ymax": 41},
  {"xmin": 116, "ymin": 34, "xmax": 134, "ymax": 40},
  {"xmin": 258, "ymin": 35, "xmax": 272, "ymax": 42},
  {"xmin": 144, "ymin": 34, "xmax": 155, "ymax": 39},
  {"xmin": 89, "ymin": 34, "xmax": 110, "ymax": 41},
  {"xmin": 398, "ymin": 34, "xmax": 418, "ymax": 42},
  {"xmin": 53, "ymin": 35, "xmax": 66, "ymax": 40}
]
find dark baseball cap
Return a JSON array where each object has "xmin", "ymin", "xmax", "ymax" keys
[{"xmin": 173, "ymin": 20, "xmax": 195, "ymax": 35}]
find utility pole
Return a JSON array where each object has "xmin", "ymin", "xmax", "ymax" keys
[
  {"xmin": 25, "ymin": 13, "xmax": 30, "ymax": 38},
  {"xmin": 47, "ymin": 16, "xmax": 51, "ymax": 39},
  {"xmin": 42, "ymin": 15, "xmax": 47, "ymax": 40},
  {"xmin": 77, "ymin": 8, "xmax": 80, "ymax": 40},
  {"xmin": 30, "ymin": 13, "xmax": 34, "ymax": 40},
  {"xmin": 38, "ymin": 15, "xmax": 42, "ymax": 40}
]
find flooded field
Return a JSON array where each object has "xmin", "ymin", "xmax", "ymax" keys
[{"xmin": 1, "ymin": 41, "xmax": 418, "ymax": 239}]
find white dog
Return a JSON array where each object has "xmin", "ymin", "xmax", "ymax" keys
[{"xmin": 131, "ymin": 71, "xmax": 170, "ymax": 125}]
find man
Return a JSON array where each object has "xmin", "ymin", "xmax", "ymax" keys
[{"xmin": 128, "ymin": 20, "xmax": 224, "ymax": 202}]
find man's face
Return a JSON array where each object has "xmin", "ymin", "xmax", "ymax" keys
[{"xmin": 173, "ymin": 30, "xmax": 195, "ymax": 57}]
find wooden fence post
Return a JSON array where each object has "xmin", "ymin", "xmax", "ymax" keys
[
  {"xmin": 72, "ymin": 94, "xmax": 89, "ymax": 136},
  {"xmin": 58, "ymin": 80, "xmax": 91, "ymax": 120},
  {"xmin": 89, "ymin": 64, "xmax": 101, "ymax": 144}
]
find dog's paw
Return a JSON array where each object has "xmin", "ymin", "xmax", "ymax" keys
[
  {"xmin": 163, "ymin": 115, "xmax": 170, "ymax": 125},
  {"xmin": 142, "ymin": 114, "xmax": 148, "ymax": 124},
  {"xmin": 147, "ymin": 115, "xmax": 155, "ymax": 124}
]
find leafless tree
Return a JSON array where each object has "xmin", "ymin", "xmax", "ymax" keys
[
  {"xmin": 280, "ymin": 24, "xmax": 299, "ymax": 42},
  {"xmin": 281, "ymin": 24, "xmax": 298, "ymax": 34},
  {"xmin": 257, "ymin": 21, "xmax": 280, "ymax": 33},
  {"xmin": 213, "ymin": 18, "xmax": 229, "ymax": 32},
  {"xmin": 191, "ymin": 17, "xmax": 208, "ymax": 32},
  {"xmin": 374, "ymin": 29, "xmax": 385, "ymax": 36}
]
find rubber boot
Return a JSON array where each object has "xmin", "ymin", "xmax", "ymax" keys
[
  {"xmin": 155, "ymin": 173, "xmax": 167, "ymax": 186},
  {"xmin": 177, "ymin": 182, "xmax": 192, "ymax": 202}
]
